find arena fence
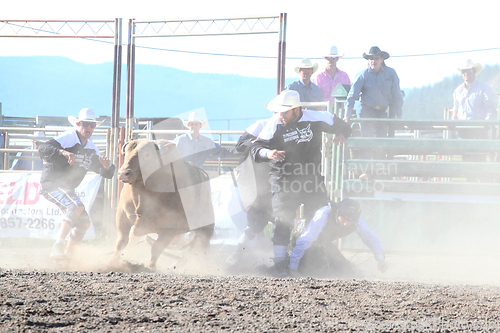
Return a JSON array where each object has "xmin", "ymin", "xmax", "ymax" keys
[
  {"xmin": 339, "ymin": 118, "xmax": 500, "ymax": 255},
  {"xmin": 2, "ymin": 107, "xmax": 500, "ymax": 255}
]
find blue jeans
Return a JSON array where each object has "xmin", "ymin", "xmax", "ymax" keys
[{"xmin": 359, "ymin": 109, "xmax": 389, "ymax": 160}]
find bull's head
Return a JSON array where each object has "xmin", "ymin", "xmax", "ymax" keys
[{"xmin": 119, "ymin": 139, "xmax": 181, "ymax": 189}]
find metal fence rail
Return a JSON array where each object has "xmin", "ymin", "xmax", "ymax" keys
[{"xmin": 339, "ymin": 118, "xmax": 500, "ymax": 254}]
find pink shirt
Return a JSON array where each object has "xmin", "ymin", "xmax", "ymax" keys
[{"xmin": 313, "ymin": 68, "xmax": 351, "ymax": 104}]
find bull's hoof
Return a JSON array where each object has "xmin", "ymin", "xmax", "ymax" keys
[{"xmin": 146, "ymin": 262, "xmax": 157, "ymax": 272}]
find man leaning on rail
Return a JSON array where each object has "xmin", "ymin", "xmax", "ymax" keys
[
  {"xmin": 345, "ymin": 46, "xmax": 404, "ymax": 161},
  {"xmin": 451, "ymin": 59, "xmax": 497, "ymax": 137},
  {"xmin": 451, "ymin": 59, "xmax": 498, "ymax": 182}
]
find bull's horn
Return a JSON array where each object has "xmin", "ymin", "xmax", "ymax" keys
[{"xmin": 121, "ymin": 141, "xmax": 130, "ymax": 155}]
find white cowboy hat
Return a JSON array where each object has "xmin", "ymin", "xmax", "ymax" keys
[
  {"xmin": 182, "ymin": 112, "xmax": 208, "ymax": 128},
  {"xmin": 294, "ymin": 58, "xmax": 319, "ymax": 74},
  {"xmin": 457, "ymin": 59, "xmax": 482, "ymax": 75},
  {"xmin": 265, "ymin": 90, "xmax": 301, "ymax": 113},
  {"xmin": 324, "ymin": 46, "xmax": 344, "ymax": 59},
  {"xmin": 68, "ymin": 108, "xmax": 105, "ymax": 127}
]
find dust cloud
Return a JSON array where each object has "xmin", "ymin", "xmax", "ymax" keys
[{"xmin": 1, "ymin": 229, "xmax": 499, "ymax": 287}]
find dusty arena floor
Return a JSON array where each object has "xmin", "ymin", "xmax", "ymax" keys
[{"xmin": 1, "ymin": 238, "xmax": 500, "ymax": 332}]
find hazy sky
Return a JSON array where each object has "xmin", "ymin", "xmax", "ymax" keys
[{"xmin": 2, "ymin": 0, "xmax": 500, "ymax": 89}]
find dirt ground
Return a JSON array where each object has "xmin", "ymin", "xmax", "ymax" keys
[{"xmin": 1, "ymin": 237, "xmax": 500, "ymax": 332}]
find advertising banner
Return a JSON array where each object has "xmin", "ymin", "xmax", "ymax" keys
[
  {"xmin": 0, "ymin": 173, "xmax": 102, "ymax": 240},
  {"xmin": 209, "ymin": 175, "xmax": 247, "ymax": 245}
]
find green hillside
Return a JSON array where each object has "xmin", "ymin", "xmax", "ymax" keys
[
  {"xmin": 0, "ymin": 56, "xmax": 278, "ymax": 130},
  {"xmin": 1, "ymin": 56, "xmax": 499, "ymax": 130}
]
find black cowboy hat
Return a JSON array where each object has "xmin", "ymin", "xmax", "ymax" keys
[{"xmin": 363, "ymin": 46, "xmax": 390, "ymax": 60}]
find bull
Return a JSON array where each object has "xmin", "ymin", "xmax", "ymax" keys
[{"xmin": 110, "ymin": 139, "xmax": 215, "ymax": 270}]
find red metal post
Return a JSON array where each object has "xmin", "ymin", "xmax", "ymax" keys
[{"xmin": 277, "ymin": 13, "xmax": 287, "ymax": 95}]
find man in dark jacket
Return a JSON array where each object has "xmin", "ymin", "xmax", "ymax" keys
[
  {"xmin": 39, "ymin": 108, "xmax": 115, "ymax": 259},
  {"xmin": 252, "ymin": 90, "xmax": 351, "ymax": 276}
]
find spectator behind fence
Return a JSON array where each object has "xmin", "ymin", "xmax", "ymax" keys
[
  {"xmin": 251, "ymin": 90, "xmax": 351, "ymax": 277},
  {"xmin": 346, "ymin": 46, "xmax": 404, "ymax": 161},
  {"xmin": 38, "ymin": 108, "xmax": 116, "ymax": 260},
  {"xmin": 285, "ymin": 58, "xmax": 323, "ymax": 103},
  {"xmin": 451, "ymin": 59, "xmax": 498, "ymax": 182},
  {"xmin": 174, "ymin": 111, "xmax": 234, "ymax": 169},
  {"xmin": 10, "ymin": 131, "xmax": 45, "ymax": 171},
  {"xmin": 313, "ymin": 46, "xmax": 351, "ymax": 105},
  {"xmin": 452, "ymin": 59, "xmax": 497, "ymax": 135},
  {"xmin": 289, "ymin": 198, "xmax": 387, "ymax": 278}
]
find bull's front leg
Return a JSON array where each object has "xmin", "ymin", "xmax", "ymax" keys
[
  {"xmin": 147, "ymin": 231, "xmax": 176, "ymax": 271},
  {"xmin": 197, "ymin": 223, "xmax": 215, "ymax": 249},
  {"xmin": 109, "ymin": 208, "xmax": 134, "ymax": 268}
]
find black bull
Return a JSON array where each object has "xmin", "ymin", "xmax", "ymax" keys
[{"xmin": 110, "ymin": 139, "xmax": 215, "ymax": 270}]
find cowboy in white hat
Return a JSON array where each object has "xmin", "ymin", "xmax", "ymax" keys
[
  {"xmin": 182, "ymin": 111, "xmax": 208, "ymax": 130},
  {"xmin": 67, "ymin": 108, "xmax": 106, "ymax": 146},
  {"xmin": 174, "ymin": 111, "xmax": 234, "ymax": 168},
  {"xmin": 68, "ymin": 108, "xmax": 105, "ymax": 127},
  {"xmin": 285, "ymin": 58, "xmax": 323, "ymax": 103},
  {"xmin": 38, "ymin": 108, "xmax": 115, "ymax": 259},
  {"xmin": 252, "ymin": 90, "xmax": 351, "ymax": 276},
  {"xmin": 452, "ymin": 59, "xmax": 496, "ymax": 122},
  {"xmin": 456, "ymin": 59, "xmax": 482, "ymax": 76},
  {"xmin": 451, "ymin": 59, "xmax": 497, "ymax": 180},
  {"xmin": 313, "ymin": 46, "xmax": 351, "ymax": 104},
  {"xmin": 452, "ymin": 59, "xmax": 497, "ymax": 182},
  {"xmin": 265, "ymin": 90, "xmax": 301, "ymax": 114}
]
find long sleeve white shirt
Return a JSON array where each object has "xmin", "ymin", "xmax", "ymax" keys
[{"xmin": 289, "ymin": 205, "xmax": 384, "ymax": 271}]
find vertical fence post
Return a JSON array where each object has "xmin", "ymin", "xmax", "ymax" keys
[
  {"xmin": 277, "ymin": 13, "xmax": 287, "ymax": 95},
  {"xmin": 126, "ymin": 19, "xmax": 136, "ymax": 141}
]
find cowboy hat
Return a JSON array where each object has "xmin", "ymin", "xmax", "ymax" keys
[
  {"xmin": 68, "ymin": 108, "xmax": 105, "ymax": 127},
  {"xmin": 182, "ymin": 112, "xmax": 208, "ymax": 128},
  {"xmin": 294, "ymin": 58, "xmax": 319, "ymax": 74},
  {"xmin": 266, "ymin": 90, "xmax": 301, "ymax": 113},
  {"xmin": 457, "ymin": 59, "xmax": 482, "ymax": 75},
  {"xmin": 324, "ymin": 46, "xmax": 344, "ymax": 59},
  {"xmin": 363, "ymin": 46, "xmax": 390, "ymax": 60}
]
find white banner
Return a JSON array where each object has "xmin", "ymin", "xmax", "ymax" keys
[
  {"xmin": 0, "ymin": 173, "xmax": 102, "ymax": 240},
  {"xmin": 209, "ymin": 174, "xmax": 247, "ymax": 245}
]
